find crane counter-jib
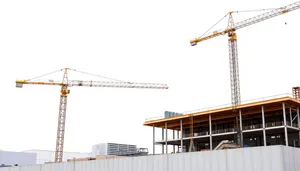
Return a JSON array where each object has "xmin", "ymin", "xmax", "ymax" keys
[{"xmin": 16, "ymin": 80, "xmax": 64, "ymax": 87}]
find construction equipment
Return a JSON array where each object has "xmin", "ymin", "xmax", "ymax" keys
[
  {"xmin": 16, "ymin": 68, "xmax": 168, "ymax": 163},
  {"xmin": 190, "ymin": 1, "xmax": 300, "ymax": 107},
  {"xmin": 214, "ymin": 140, "xmax": 240, "ymax": 150}
]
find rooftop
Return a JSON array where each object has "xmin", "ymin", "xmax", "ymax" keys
[{"xmin": 144, "ymin": 94, "xmax": 300, "ymax": 130}]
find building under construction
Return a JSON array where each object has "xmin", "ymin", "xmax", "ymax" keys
[{"xmin": 144, "ymin": 88, "xmax": 300, "ymax": 154}]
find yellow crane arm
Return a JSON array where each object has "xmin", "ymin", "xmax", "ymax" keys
[
  {"xmin": 16, "ymin": 79, "xmax": 169, "ymax": 89},
  {"xmin": 16, "ymin": 80, "xmax": 64, "ymax": 87},
  {"xmin": 190, "ymin": 28, "xmax": 235, "ymax": 46}
]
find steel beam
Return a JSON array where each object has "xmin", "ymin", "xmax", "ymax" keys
[
  {"xmin": 283, "ymin": 103, "xmax": 288, "ymax": 146},
  {"xmin": 165, "ymin": 122, "xmax": 168, "ymax": 154},
  {"xmin": 173, "ymin": 130, "xmax": 175, "ymax": 152},
  {"xmin": 262, "ymin": 105, "xmax": 267, "ymax": 146},
  {"xmin": 290, "ymin": 108, "xmax": 293, "ymax": 126},
  {"xmin": 297, "ymin": 107, "xmax": 300, "ymax": 147},
  {"xmin": 180, "ymin": 119, "xmax": 183, "ymax": 152},
  {"xmin": 209, "ymin": 114, "xmax": 212, "ymax": 150},
  {"xmin": 239, "ymin": 109, "xmax": 243, "ymax": 146},
  {"xmin": 153, "ymin": 124, "xmax": 155, "ymax": 155},
  {"xmin": 162, "ymin": 127, "xmax": 164, "ymax": 154}
]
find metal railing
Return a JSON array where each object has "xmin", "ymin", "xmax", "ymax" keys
[
  {"xmin": 243, "ymin": 124, "xmax": 263, "ymax": 130},
  {"xmin": 266, "ymin": 121, "xmax": 283, "ymax": 127},
  {"xmin": 212, "ymin": 128, "xmax": 236, "ymax": 134},
  {"xmin": 291, "ymin": 122, "xmax": 299, "ymax": 128}
]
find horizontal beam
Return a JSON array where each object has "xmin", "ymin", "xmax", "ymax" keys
[{"xmin": 165, "ymin": 105, "xmax": 290, "ymax": 130}]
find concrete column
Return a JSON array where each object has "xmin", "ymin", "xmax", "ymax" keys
[
  {"xmin": 165, "ymin": 122, "xmax": 168, "ymax": 154},
  {"xmin": 180, "ymin": 119, "xmax": 183, "ymax": 152},
  {"xmin": 239, "ymin": 109, "xmax": 243, "ymax": 146},
  {"xmin": 283, "ymin": 103, "xmax": 288, "ymax": 146},
  {"xmin": 262, "ymin": 105, "xmax": 267, "ymax": 146},
  {"xmin": 162, "ymin": 127, "xmax": 164, "ymax": 154},
  {"xmin": 297, "ymin": 107, "xmax": 300, "ymax": 147},
  {"xmin": 209, "ymin": 114, "xmax": 212, "ymax": 150},
  {"xmin": 177, "ymin": 130, "xmax": 179, "ymax": 139},
  {"xmin": 153, "ymin": 124, "xmax": 155, "ymax": 155}
]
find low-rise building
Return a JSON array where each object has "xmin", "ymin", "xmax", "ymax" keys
[
  {"xmin": 0, "ymin": 150, "xmax": 36, "ymax": 166},
  {"xmin": 144, "ymin": 94, "xmax": 300, "ymax": 154}
]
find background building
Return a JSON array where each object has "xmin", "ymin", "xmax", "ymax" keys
[
  {"xmin": 23, "ymin": 150, "xmax": 90, "ymax": 164},
  {"xmin": 92, "ymin": 143, "xmax": 137, "ymax": 156},
  {"xmin": 0, "ymin": 150, "xmax": 36, "ymax": 166},
  {"xmin": 92, "ymin": 143, "xmax": 148, "ymax": 156}
]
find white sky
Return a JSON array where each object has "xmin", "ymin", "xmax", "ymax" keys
[{"xmin": 0, "ymin": 0, "xmax": 299, "ymax": 155}]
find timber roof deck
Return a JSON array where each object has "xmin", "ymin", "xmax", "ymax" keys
[{"xmin": 144, "ymin": 95, "xmax": 300, "ymax": 130}]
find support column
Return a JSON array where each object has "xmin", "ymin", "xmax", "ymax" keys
[
  {"xmin": 283, "ymin": 103, "xmax": 288, "ymax": 146},
  {"xmin": 290, "ymin": 108, "xmax": 293, "ymax": 126},
  {"xmin": 239, "ymin": 109, "xmax": 243, "ymax": 146},
  {"xmin": 262, "ymin": 105, "xmax": 267, "ymax": 146},
  {"xmin": 180, "ymin": 119, "xmax": 183, "ymax": 152},
  {"xmin": 165, "ymin": 122, "xmax": 168, "ymax": 154},
  {"xmin": 153, "ymin": 124, "xmax": 155, "ymax": 155},
  {"xmin": 162, "ymin": 127, "xmax": 164, "ymax": 154},
  {"xmin": 297, "ymin": 107, "xmax": 300, "ymax": 147},
  {"xmin": 177, "ymin": 130, "xmax": 179, "ymax": 139},
  {"xmin": 173, "ymin": 130, "xmax": 175, "ymax": 153},
  {"xmin": 209, "ymin": 114, "xmax": 212, "ymax": 150}
]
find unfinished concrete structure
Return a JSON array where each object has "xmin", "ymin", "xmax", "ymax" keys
[{"xmin": 144, "ymin": 94, "xmax": 300, "ymax": 154}]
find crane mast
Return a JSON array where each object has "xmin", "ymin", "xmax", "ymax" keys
[
  {"xmin": 16, "ymin": 68, "xmax": 168, "ymax": 163},
  {"xmin": 55, "ymin": 68, "xmax": 69, "ymax": 163},
  {"xmin": 190, "ymin": 1, "xmax": 300, "ymax": 107},
  {"xmin": 227, "ymin": 13, "xmax": 241, "ymax": 107}
]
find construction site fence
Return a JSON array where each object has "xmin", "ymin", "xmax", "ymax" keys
[{"xmin": 1, "ymin": 145, "xmax": 300, "ymax": 171}]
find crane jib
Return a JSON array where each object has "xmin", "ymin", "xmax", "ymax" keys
[{"xmin": 234, "ymin": 1, "xmax": 300, "ymax": 30}]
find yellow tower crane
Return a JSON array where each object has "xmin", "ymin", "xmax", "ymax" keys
[
  {"xmin": 16, "ymin": 68, "xmax": 168, "ymax": 163},
  {"xmin": 190, "ymin": 1, "xmax": 300, "ymax": 107}
]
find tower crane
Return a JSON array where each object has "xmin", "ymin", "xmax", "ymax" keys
[
  {"xmin": 16, "ymin": 68, "xmax": 168, "ymax": 163},
  {"xmin": 190, "ymin": 1, "xmax": 300, "ymax": 107}
]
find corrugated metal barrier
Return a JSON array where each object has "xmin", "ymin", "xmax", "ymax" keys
[{"xmin": 1, "ymin": 145, "xmax": 300, "ymax": 171}]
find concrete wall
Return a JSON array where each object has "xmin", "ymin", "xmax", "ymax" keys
[{"xmin": 1, "ymin": 145, "xmax": 300, "ymax": 171}]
